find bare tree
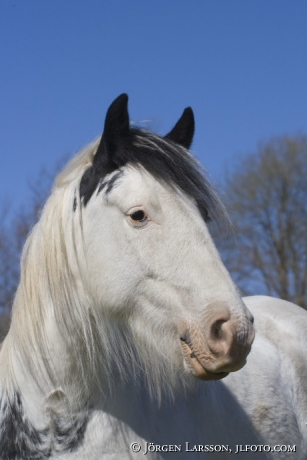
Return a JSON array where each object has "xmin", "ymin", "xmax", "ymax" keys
[
  {"xmin": 0, "ymin": 200, "xmax": 20, "ymax": 311},
  {"xmin": 0, "ymin": 158, "xmax": 67, "ymax": 338},
  {"xmin": 216, "ymin": 135, "xmax": 307, "ymax": 309}
]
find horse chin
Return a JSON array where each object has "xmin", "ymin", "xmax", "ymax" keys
[{"xmin": 181, "ymin": 341, "xmax": 230, "ymax": 381}]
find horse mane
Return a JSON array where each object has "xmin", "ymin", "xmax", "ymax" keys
[{"xmin": 4, "ymin": 127, "xmax": 229, "ymax": 405}]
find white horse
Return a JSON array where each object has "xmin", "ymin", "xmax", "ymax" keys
[{"xmin": 0, "ymin": 94, "xmax": 306, "ymax": 459}]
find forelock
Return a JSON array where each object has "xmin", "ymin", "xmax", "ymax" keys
[{"xmin": 74, "ymin": 127, "xmax": 229, "ymax": 227}]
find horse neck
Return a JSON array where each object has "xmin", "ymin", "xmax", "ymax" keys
[
  {"xmin": 0, "ymin": 327, "xmax": 48, "ymax": 428},
  {"xmin": 0, "ymin": 289, "xmax": 98, "ymax": 425}
]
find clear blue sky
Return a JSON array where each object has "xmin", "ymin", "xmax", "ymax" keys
[{"xmin": 1, "ymin": 0, "xmax": 307, "ymax": 211}]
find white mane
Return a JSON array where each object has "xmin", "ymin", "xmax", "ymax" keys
[{"xmin": 5, "ymin": 138, "xmax": 191, "ymax": 406}]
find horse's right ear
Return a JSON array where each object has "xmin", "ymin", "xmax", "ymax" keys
[
  {"xmin": 165, "ymin": 107, "xmax": 195, "ymax": 149},
  {"xmin": 94, "ymin": 93, "xmax": 130, "ymax": 168}
]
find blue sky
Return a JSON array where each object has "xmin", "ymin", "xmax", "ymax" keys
[{"xmin": 1, "ymin": 0, "xmax": 307, "ymax": 211}]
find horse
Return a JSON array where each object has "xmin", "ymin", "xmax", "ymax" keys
[{"xmin": 0, "ymin": 94, "xmax": 306, "ymax": 459}]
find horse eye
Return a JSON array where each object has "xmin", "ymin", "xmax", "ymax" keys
[{"xmin": 130, "ymin": 210, "xmax": 146, "ymax": 222}]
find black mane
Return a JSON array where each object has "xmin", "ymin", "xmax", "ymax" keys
[
  {"xmin": 80, "ymin": 127, "xmax": 227, "ymax": 225},
  {"xmin": 79, "ymin": 94, "xmax": 228, "ymax": 226}
]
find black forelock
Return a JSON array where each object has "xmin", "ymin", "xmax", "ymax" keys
[{"xmin": 79, "ymin": 127, "xmax": 228, "ymax": 225}]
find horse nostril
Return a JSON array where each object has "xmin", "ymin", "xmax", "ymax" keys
[
  {"xmin": 211, "ymin": 319, "xmax": 227, "ymax": 340},
  {"xmin": 248, "ymin": 312, "xmax": 254, "ymax": 325}
]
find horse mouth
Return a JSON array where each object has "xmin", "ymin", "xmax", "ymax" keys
[{"xmin": 180, "ymin": 339, "xmax": 229, "ymax": 381}]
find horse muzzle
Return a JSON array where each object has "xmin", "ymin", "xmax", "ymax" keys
[{"xmin": 180, "ymin": 312, "xmax": 255, "ymax": 381}]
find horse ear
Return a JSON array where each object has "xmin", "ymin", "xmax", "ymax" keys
[
  {"xmin": 165, "ymin": 107, "xmax": 195, "ymax": 149},
  {"xmin": 95, "ymin": 93, "xmax": 130, "ymax": 166},
  {"xmin": 80, "ymin": 94, "xmax": 130, "ymax": 206}
]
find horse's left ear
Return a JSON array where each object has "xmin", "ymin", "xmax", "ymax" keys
[
  {"xmin": 103, "ymin": 93, "xmax": 130, "ymax": 155},
  {"xmin": 165, "ymin": 107, "xmax": 195, "ymax": 149},
  {"xmin": 80, "ymin": 94, "xmax": 130, "ymax": 205}
]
